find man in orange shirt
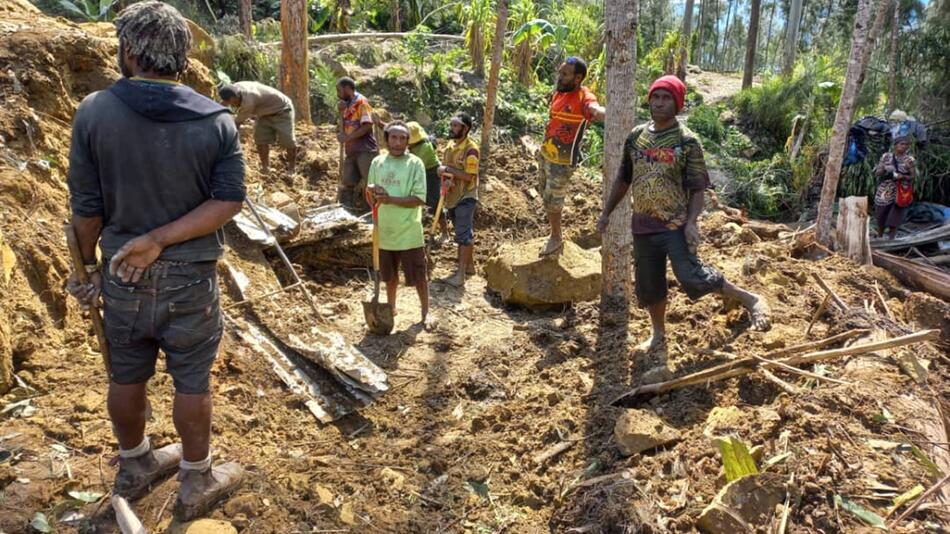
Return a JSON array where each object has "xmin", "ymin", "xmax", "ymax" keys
[
  {"xmin": 337, "ymin": 77, "xmax": 379, "ymax": 212},
  {"xmin": 539, "ymin": 57, "xmax": 605, "ymax": 256}
]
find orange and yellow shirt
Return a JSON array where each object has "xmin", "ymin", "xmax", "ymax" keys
[
  {"xmin": 541, "ymin": 86, "xmax": 600, "ymax": 166},
  {"xmin": 341, "ymin": 92, "xmax": 378, "ymax": 156}
]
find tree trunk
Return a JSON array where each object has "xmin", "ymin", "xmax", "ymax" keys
[
  {"xmin": 239, "ymin": 0, "xmax": 252, "ymax": 39},
  {"xmin": 696, "ymin": 0, "xmax": 706, "ymax": 68},
  {"xmin": 783, "ymin": 0, "xmax": 804, "ymax": 75},
  {"xmin": 857, "ymin": 0, "xmax": 894, "ymax": 87},
  {"xmin": 602, "ymin": 0, "xmax": 638, "ymax": 304},
  {"xmin": 280, "ymin": 0, "xmax": 311, "ymax": 124},
  {"xmin": 712, "ymin": 0, "xmax": 721, "ymax": 67},
  {"xmin": 479, "ymin": 0, "xmax": 507, "ymax": 165},
  {"xmin": 720, "ymin": 0, "xmax": 734, "ymax": 71},
  {"xmin": 887, "ymin": 0, "xmax": 899, "ymax": 113},
  {"xmin": 677, "ymin": 0, "xmax": 695, "ymax": 80},
  {"xmin": 764, "ymin": 1, "xmax": 775, "ymax": 71},
  {"xmin": 742, "ymin": 0, "xmax": 761, "ymax": 88},
  {"xmin": 391, "ymin": 0, "xmax": 401, "ymax": 31},
  {"xmin": 815, "ymin": 0, "xmax": 874, "ymax": 246}
]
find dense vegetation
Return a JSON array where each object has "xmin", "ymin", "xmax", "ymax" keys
[{"xmin": 36, "ymin": 0, "xmax": 950, "ymax": 219}]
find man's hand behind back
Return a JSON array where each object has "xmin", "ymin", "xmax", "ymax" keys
[
  {"xmin": 110, "ymin": 234, "xmax": 163, "ymax": 283},
  {"xmin": 66, "ymin": 270, "xmax": 101, "ymax": 310}
]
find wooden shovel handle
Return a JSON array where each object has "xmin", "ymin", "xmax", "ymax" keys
[{"xmin": 64, "ymin": 224, "xmax": 111, "ymax": 375}]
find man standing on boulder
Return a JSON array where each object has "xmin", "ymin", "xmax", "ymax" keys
[
  {"xmin": 66, "ymin": 1, "xmax": 243, "ymax": 521},
  {"xmin": 597, "ymin": 75, "xmax": 770, "ymax": 351},
  {"xmin": 338, "ymin": 77, "xmax": 380, "ymax": 211},
  {"xmin": 367, "ymin": 121, "xmax": 434, "ymax": 328},
  {"xmin": 218, "ymin": 81, "xmax": 296, "ymax": 175},
  {"xmin": 539, "ymin": 56, "xmax": 606, "ymax": 256},
  {"xmin": 438, "ymin": 113, "xmax": 480, "ymax": 288}
]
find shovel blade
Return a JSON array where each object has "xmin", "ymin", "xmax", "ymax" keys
[{"xmin": 362, "ymin": 299, "xmax": 394, "ymax": 335}]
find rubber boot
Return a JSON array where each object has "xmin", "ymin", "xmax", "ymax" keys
[
  {"xmin": 114, "ymin": 443, "xmax": 182, "ymax": 500},
  {"xmin": 173, "ymin": 462, "xmax": 244, "ymax": 522}
]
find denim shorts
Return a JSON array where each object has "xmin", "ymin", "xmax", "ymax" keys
[
  {"xmin": 448, "ymin": 197, "xmax": 476, "ymax": 246},
  {"xmin": 633, "ymin": 227, "xmax": 724, "ymax": 307},
  {"xmin": 101, "ymin": 260, "xmax": 222, "ymax": 394}
]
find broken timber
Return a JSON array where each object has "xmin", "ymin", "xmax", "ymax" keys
[
  {"xmin": 872, "ymin": 250, "xmax": 950, "ymax": 302},
  {"xmin": 228, "ymin": 317, "xmax": 350, "ymax": 423},
  {"xmin": 835, "ymin": 196, "xmax": 871, "ymax": 265},
  {"xmin": 286, "ymin": 333, "xmax": 389, "ymax": 396},
  {"xmin": 870, "ymin": 222, "xmax": 950, "ymax": 252},
  {"xmin": 610, "ymin": 329, "xmax": 939, "ymax": 404}
]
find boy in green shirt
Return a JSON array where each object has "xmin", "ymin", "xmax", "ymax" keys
[{"xmin": 367, "ymin": 121, "xmax": 434, "ymax": 328}]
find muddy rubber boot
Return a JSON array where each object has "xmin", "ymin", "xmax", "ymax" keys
[
  {"xmin": 173, "ymin": 462, "xmax": 244, "ymax": 522},
  {"xmin": 338, "ymin": 187, "xmax": 354, "ymax": 210},
  {"xmin": 114, "ymin": 443, "xmax": 182, "ymax": 500}
]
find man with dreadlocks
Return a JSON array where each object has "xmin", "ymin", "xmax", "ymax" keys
[{"xmin": 66, "ymin": 1, "xmax": 244, "ymax": 520}]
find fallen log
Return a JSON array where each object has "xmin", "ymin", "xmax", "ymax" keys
[
  {"xmin": 871, "ymin": 222, "xmax": 950, "ymax": 252},
  {"xmin": 262, "ymin": 31, "xmax": 465, "ymax": 48},
  {"xmin": 872, "ymin": 250, "xmax": 950, "ymax": 302},
  {"xmin": 611, "ymin": 329, "xmax": 939, "ymax": 404}
]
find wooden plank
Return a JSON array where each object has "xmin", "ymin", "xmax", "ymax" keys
[
  {"xmin": 872, "ymin": 250, "xmax": 950, "ymax": 302},
  {"xmin": 835, "ymin": 196, "xmax": 871, "ymax": 265},
  {"xmin": 871, "ymin": 223, "xmax": 950, "ymax": 251}
]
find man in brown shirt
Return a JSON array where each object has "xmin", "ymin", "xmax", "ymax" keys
[{"xmin": 219, "ymin": 81, "xmax": 296, "ymax": 174}]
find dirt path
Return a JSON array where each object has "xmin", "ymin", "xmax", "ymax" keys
[{"xmin": 689, "ymin": 70, "xmax": 749, "ymax": 106}]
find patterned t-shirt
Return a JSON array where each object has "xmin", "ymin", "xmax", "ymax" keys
[
  {"xmin": 541, "ymin": 86, "xmax": 600, "ymax": 166},
  {"xmin": 440, "ymin": 136, "xmax": 480, "ymax": 208},
  {"xmin": 619, "ymin": 121, "xmax": 710, "ymax": 235},
  {"xmin": 341, "ymin": 92, "xmax": 379, "ymax": 156}
]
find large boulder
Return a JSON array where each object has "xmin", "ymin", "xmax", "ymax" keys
[
  {"xmin": 614, "ymin": 409, "xmax": 682, "ymax": 456},
  {"xmin": 484, "ymin": 238, "xmax": 601, "ymax": 308}
]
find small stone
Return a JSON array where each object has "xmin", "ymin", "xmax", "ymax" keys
[
  {"xmin": 182, "ymin": 519, "xmax": 238, "ymax": 534},
  {"xmin": 380, "ymin": 467, "xmax": 405, "ymax": 491},
  {"xmin": 642, "ymin": 365, "xmax": 674, "ymax": 385},
  {"xmin": 761, "ymin": 331, "xmax": 787, "ymax": 350},
  {"xmin": 339, "ymin": 502, "xmax": 357, "ymax": 525},
  {"xmin": 614, "ymin": 409, "xmax": 682, "ymax": 456},
  {"xmin": 697, "ymin": 473, "xmax": 787, "ymax": 533},
  {"xmin": 313, "ymin": 483, "xmax": 334, "ymax": 509}
]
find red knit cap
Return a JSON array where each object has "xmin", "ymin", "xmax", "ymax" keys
[{"xmin": 648, "ymin": 75, "xmax": 686, "ymax": 112}]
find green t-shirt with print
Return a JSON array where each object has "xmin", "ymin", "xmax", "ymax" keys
[{"xmin": 367, "ymin": 153, "xmax": 427, "ymax": 251}]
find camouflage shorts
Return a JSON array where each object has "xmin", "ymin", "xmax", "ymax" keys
[{"xmin": 538, "ymin": 155, "xmax": 575, "ymax": 211}]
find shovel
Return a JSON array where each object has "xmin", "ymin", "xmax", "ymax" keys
[
  {"xmin": 431, "ymin": 174, "xmax": 448, "ymax": 234},
  {"xmin": 363, "ymin": 199, "xmax": 394, "ymax": 335}
]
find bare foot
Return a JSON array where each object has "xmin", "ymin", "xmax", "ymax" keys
[
  {"xmin": 540, "ymin": 237, "xmax": 563, "ymax": 257},
  {"xmin": 746, "ymin": 295, "xmax": 771, "ymax": 331},
  {"xmin": 444, "ymin": 270, "xmax": 465, "ymax": 288},
  {"xmin": 422, "ymin": 314, "xmax": 437, "ymax": 331},
  {"xmin": 635, "ymin": 334, "xmax": 666, "ymax": 353}
]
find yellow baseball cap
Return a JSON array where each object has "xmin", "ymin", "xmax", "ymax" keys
[{"xmin": 406, "ymin": 121, "xmax": 427, "ymax": 145}]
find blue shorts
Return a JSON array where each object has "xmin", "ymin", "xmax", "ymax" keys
[{"xmin": 448, "ymin": 197, "xmax": 476, "ymax": 246}]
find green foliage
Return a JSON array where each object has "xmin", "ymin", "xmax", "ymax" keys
[
  {"xmin": 459, "ymin": 0, "xmax": 493, "ymax": 74},
  {"xmin": 253, "ymin": 18, "xmax": 282, "ymax": 43},
  {"xmin": 733, "ymin": 53, "xmax": 843, "ymax": 152},
  {"xmin": 57, "ymin": 0, "xmax": 114, "ymax": 22},
  {"xmin": 721, "ymin": 154, "xmax": 800, "ymax": 220},
  {"xmin": 215, "ymin": 35, "xmax": 278, "ymax": 86},
  {"xmin": 309, "ymin": 62, "xmax": 339, "ymax": 121},
  {"xmin": 686, "ymin": 105, "xmax": 725, "ymax": 145}
]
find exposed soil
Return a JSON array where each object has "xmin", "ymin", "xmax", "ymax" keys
[{"xmin": 1, "ymin": 5, "xmax": 949, "ymax": 534}]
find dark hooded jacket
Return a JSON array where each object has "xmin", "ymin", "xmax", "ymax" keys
[{"xmin": 68, "ymin": 78, "xmax": 246, "ymax": 262}]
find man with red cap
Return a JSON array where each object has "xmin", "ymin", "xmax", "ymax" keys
[{"xmin": 597, "ymin": 75, "xmax": 770, "ymax": 352}]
